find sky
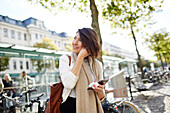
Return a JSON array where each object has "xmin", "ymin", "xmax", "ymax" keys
[{"xmin": 0, "ymin": 0, "xmax": 170, "ymax": 61}]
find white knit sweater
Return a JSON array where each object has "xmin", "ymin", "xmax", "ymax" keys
[{"xmin": 59, "ymin": 54, "xmax": 79, "ymax": 102}]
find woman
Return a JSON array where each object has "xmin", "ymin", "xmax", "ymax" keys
[
  {"xmin": 59, "ymin": 28, "xmax": 105, "ymax": 113},
  {"xmin": 2, "ymin": 74, "xmax": 12, "ymax": 96},
  {"xmin": 2, "ymin": 74, "xmax": 13, "ymax": 107}
]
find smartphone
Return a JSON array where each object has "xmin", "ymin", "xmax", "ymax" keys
[{"xmin": 98, "ymin": 79, "xmax": 108, "ymax": 85}]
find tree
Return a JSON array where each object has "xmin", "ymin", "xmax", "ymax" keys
[
  {"xmin": 136, "ymin": 57, "xmax": 146, "ymax": 69},
  {"xmin": 28, "ymin": 0, "xmax": 103, "ymax": 62},
  {"xmin": 65, "ymin": 37, "xmax": 73, "ymax": 52},
  {"xmin": 0, "ymin": 57, "xmax": 10, "ymax": 71},
  {"xmin": 145, "ymin": 29, "xmax": 170, "ymax": 67},
  {"xmin": 32, "ymin": 37, "xmax": 58, "ymax": 72},
  {"xmin": 144, "ymin": 59, "xmax": 161, "ymax": 69},
  {"xmin": 102, "ymin": 0, "xmax": 164, "ymax": 78},
  {"xmin": 34, "ymin": 37, "xmax": 58, "ymax": 50}
]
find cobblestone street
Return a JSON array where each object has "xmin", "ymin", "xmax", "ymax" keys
[{"xmin": 131, "ymin": 81, "xmax": 170, "ymax": 113}]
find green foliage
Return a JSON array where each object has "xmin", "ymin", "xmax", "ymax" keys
[
  {"xmin": 102, "ymin": 50, "xmax": 110, "ymax": 56},
  {"xmin": 102, "ymin": 0, "xmax": 164, "ymax": 78},
  {"xmin": 0, "ymin": 57, "xmax": 10, "ymax": 71},
  {"xmin": 113, "ymin": 54, "xmax": 125, "ymax": 59},
  {"xmin": 55, "ymin": 60, "xmax": 59, "ymax": 69},
  {"xmin": 33, "ymin": 37, "xmax": 58, "ymax": 50},
  {"xmin": 136, "ymin": 57, "xmax": 146, "ymax": 67},
  {"xmin": 102, "ymin": 50, "xmax": 125, "ymax": 59},
  {"xmin": 65, "ymin": 37, "xmax": 73, "ymax": 52},
  {"xmin": 102, "ymin": 0, "xmax": 163, "ymax": 29},
  {"xmin": 31, "ymin": 37, "xmax": 58, "ymax": 72},
  {"xmin": 119, "ymin": 62, "xmax": 127, "ymax": 69},
  {"xmin": 137, "ymin": 59, "xmax": 161, "ymax": 69},
  {"xmin": 31, "ymin": 59, "xmax": 44, "ymax": 72},
  {"xmin": 145, "ymin": 29, "xmax": 170, "ymax": 64},
  {"xmin": 31, "ymin": 58, "xmax": 55, "ymax": 72},
  {"xmin": 28, "ymin": 0, "xmax": 90, "ymax": 13},
  {"xmin": 153, "ymin": 61, "xmax": 161, "ymax": 68}
]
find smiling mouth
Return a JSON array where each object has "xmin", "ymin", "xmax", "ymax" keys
[{"xmin": 73, "ymin": 47, "xmax": 78, "ymax": 49}]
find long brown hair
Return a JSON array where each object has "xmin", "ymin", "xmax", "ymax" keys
[{"xmin": 78, "ymin": 28, "xmax": 100, "ymax": 58}]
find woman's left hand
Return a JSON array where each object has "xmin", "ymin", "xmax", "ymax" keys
[{"xmin": 94, "ymin": 84, "xmax": 105, "ymax": 100}]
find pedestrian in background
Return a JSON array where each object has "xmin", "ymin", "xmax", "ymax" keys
[
  {"xmin": 20, "ymin": 71, "xmax": 35, "ymax": 102},
  {"xmin": 20, "ymin": 71, "xmax": 35, "ymax": 90},
  {"xmin": 2, "ymin": 74, "xmax": 13, "ymax": 107},
  {"xmin": 2, "ymin": 74, "xmax": 12, "ymax": 96},
  {"xmin": 59, "ymin": 28, "xmax": 105, "ymax": 113}
]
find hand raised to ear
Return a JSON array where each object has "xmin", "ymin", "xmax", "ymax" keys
[{"xmin": 78, "ymin": 48, "xmax": 89, "ymax": 58}]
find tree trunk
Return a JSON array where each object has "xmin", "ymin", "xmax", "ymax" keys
[
  {"xmin": 163, "ymin": 54, "xmax": 167, "ymax": 67},
  {"xmin": 130, "ymin": 25, "xmax": 145, "ymax": 79},
  {"xmin": 89, "ymin": 0, "xmax": 103, "ymax": 63},
  {"xmin": 159, "ymin": 53, "xmax": 164, "ymax": 69}
]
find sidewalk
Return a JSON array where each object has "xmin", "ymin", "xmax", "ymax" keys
[{"xmin": 131, "ymin": 81, "xmax": 170, "ymax": 113}]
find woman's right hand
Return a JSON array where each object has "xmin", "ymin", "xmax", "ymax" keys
[
  {"xmin": 71, "ymin": 48, "xmax": 89, "ymax": 77},
  {"xmin": 78, "ymin": 48, "xmax": 89, "ymax": 58}
]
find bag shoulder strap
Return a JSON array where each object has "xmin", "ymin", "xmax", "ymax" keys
[{"xmin": 67, "ymin": 55, "xmax": 71, "ymax": 66}]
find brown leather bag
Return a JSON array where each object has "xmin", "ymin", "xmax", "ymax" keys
[{"xmin": 45, "ymin": 56, "xmax": 71, "ymax": 113}]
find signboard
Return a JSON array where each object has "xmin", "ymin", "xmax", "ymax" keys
[{"xmin": 110, "ymin": 71, "xmax": 128, "ymax": 98}]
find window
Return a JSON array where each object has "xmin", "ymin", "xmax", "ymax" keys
[
  {"xmin": 64, "ymin": 43, "xmax": 67, "ymax": 47},
  {"xmin": 18, "ymin": 32, "xmax": 21, "ymax": 40},
  {"xmin": 58, "ymin": 41, "xmax": 60, "ymax": 47},
  {"xmin": 24, "ymin": 33, "xmax": 27, "ymax": 41},
  {"xmin": 9, "ymin": 19, "xmax": 16, "ymax": 24},
  {"xmin": 54, "ymin": 40, "xmax": 56, "ymax": 44},
  {"xmin": 5, "ymin": 18, "xmax": 9, "ymax": 22},
  {"xmin": 4, "ymin": 28, "xmax": 8, "ymax": 37},
  {"xmin": 38, "ymin": 24, "xmax": 42, "ymax": 28},
  {"xmin": 35, "ymin": 33, "xmax": 38, "ymax": 40},
  {"xmin": 32, "ymin": 19, "xmax": 36, "ymax": 25},
  {"xmin": 20, "ymin": 61, "xmax": 23, "ymax": 69},
  {"xmin": 40, "ymin": 34, "xmax": 42, "ymax": 39},
  {"xmin": 30, "ymin": 34, "xmax": 31, "ymax": 40},
  {"xmin": 11, "ymin": 30, "xmax": 15, "ymax": 38},
  {"xmin": 13, "ymin": 61, "xmax": 17, "ymax": 70},
  {"xmin": 26, "ymin": 61, "xmax": 29, "ymax": 69},
  {"xmin": 18, "ymin": 21, "xmax": 22, "ymax": 25}
]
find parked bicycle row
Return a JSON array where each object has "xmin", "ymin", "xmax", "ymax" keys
[
  {"xmin": 136, "ymin": 70, "xmax": 169, "ymax": 85},
  {"xmin": 0, "ymin": 88, "xmax": 48, "ymax": 113}
]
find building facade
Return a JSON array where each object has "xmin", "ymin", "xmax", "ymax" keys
[
  {"xmin": 0, "ymin": 15, "xmax": 70, "ymax": 74},
  {"xmin": 102, "ymin": 42, "xmax": 137, "ymax": 60}
]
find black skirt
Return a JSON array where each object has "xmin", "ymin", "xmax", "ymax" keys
[{"xmin": 60, "ymin": 97, "xmax": 76, "ymax": 113}]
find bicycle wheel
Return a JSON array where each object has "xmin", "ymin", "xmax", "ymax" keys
[
  {"xmin": 114, "ymin": 101, "xmax": 140, "ymax": 113},
  {"xmin": 102, "ymin": 102, "xmax": 120, "ymax": 113}
]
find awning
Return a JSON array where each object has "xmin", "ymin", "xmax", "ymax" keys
[{"xmin": 0, "ymin": 43, "xmax": 70, "ymax": 59}]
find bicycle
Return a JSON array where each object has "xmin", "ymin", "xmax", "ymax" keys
[
  {"xmin": 102, "ymin": 89, "xmax": 140, "ymax": 113},
  {"xmin": 24, "ymin": 93, "xmax": 46, "ymax": 113},
  {"xmin": 0, "ymin": 88, "xmax": 37, "ymax": 113}
]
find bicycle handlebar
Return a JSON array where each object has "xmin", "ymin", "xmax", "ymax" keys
[
  {"xmin": 2, "ymin": 93, "xmax": 14, "ymax": 101},
  {"xmin": 31, "ymin": 94, "xmax": 44, "ymax": 103},
  {"xmin": 2, "ymin": 88, "xmax": 37, "ymax": 102},
  {"xmin": 20, "ymin": 89, "xmax": 37, "ymax": 97},
  {"xmin": 24, "ymin": 93, "xmax": 44, "ymax": 111}
]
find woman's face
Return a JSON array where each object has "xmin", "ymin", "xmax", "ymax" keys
[
  {"xmin": 4, "ymin": 76, "xmax": 8, "ymax": 81},
  {"xmin": 72, "ymin": 32, "xmax": 83, "ymax": 54}
]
